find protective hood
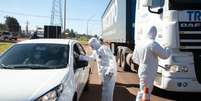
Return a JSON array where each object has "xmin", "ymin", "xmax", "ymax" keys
[
  {"xmin": 143, "ymin": 25, "xmax": 157, "ymax": 40},
  {"xmin": 88, "ymin": 37, "xmax": 101, "ymax": 50}
]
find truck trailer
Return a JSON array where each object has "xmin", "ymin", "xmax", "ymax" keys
[{"xmin": 102, "ymin": 0, "xmax": 201, "ymax": 92}]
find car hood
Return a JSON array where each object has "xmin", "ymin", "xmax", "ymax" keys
[{"xmin": 0, "ymin": 68, "xmax": 69, "ymax": 101}]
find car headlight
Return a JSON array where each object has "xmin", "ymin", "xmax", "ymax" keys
[
  {"xmin": 36, "ymin": 84, "xmax": 63, "ymax": 101},
  {"xmin": 165, "ymin": 65, "xmax": 188, "ymax": 73}
]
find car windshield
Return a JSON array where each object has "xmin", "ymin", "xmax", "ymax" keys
[
  {"xmin": 0, "ymin": 44, "xmax": 69, "ymax": 69},
  {"xmin": 169, "ymin": 0, "xmax": 201, "ymax": 10}
]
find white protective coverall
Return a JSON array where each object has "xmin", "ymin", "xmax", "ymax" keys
[
  {"xmin": 132, "ymin": 25, "xmax": 171, "ymax": 101},
  {"xmin": 80, "ymin": 38, "xmax": 117, "ymax": 101}
]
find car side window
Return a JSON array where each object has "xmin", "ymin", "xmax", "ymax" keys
[
  {"xmin": 73, "ymin": 43, "xmax": 86, "ymax": 71},
  {"xmin": 77, "ymin": 43, "xmax": 86, "ymax": 55},
  {"xmin": 73, "ymin": 44, "xmax": 81, "ymax": 70}
]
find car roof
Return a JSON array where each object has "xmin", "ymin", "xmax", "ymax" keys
[{"xmin": 17, "ymin": 39, "xmax": 77, "ymax": 45}]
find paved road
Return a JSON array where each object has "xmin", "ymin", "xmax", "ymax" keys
[{"xmin": 80, "ymin": 61, "xmax": 201, "ymax": 101}]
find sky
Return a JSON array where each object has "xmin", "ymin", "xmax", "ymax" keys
[{"xmin": 0, "ymin": 0, "xmax": 110, "ymax": 36}]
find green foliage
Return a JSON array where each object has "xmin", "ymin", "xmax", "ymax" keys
[
  {"xmin": 5, "ymin": 16, "xmax": 21, "ymax": 33},
  {"xmin": 79, "ymin": 36, "xmax": 88, "ymax": 41},
  {"xmin": 65, "ymin": 28, "xmax": 76, "ymax": 38},
  {"xmin": 0, "ymin": 43, "xmax": 11, "ymax": 53},
  {"xmin": 0, "ymin": 23, "xmax": 7, "ymax": 33}
]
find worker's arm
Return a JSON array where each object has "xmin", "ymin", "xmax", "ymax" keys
[
  {"xmin": 79, "ymin": 51, "xmax": 96, "ymax": 61},
  {"xmin": 151, "ymin": 42, "xmax": 171, "ymax": 59}
]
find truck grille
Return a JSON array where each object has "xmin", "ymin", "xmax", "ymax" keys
[{"xmin": 179, "ymin": 22, "xmax": 201, "ymax": 50}]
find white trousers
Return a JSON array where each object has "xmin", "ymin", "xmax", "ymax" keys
[
  {"xmin": 135, "ymin": 76, "xmax": 154, "ymax": 101},
  {"xmin": 101, "ymin": 70, "xmax": 116, "ymax": 101}
]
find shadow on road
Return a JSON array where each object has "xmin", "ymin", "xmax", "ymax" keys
[
  {"xmin": 80, "ymin": 83, "xmax": 136, "ymax": 101},
  {"xmin": 152, "ymin": 87, "xmax": 201, "ymax": 101},
  {"xmin": 114, "ymin": 84, "xmax": 136, "ymax": 101},
  {"xmin": 116, "ymin": 82, "xmax": 139, "ymax": 88}
]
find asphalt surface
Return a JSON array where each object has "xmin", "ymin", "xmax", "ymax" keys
[{"xmin": 80, "ymin": 45, "xmax": 201, "ymax": 101}]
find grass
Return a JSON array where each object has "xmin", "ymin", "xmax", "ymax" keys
[
  {"xmin": 0, "ymin": 43, "xmax": 12, "ymax": 54},
  {"xmin": 79, "ymin": 40, "xmax": 88, "ymax": 45}
]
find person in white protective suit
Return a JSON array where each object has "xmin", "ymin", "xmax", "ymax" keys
[
  {"xmin": 132, "ymin": 25, "xmax": 171, "ymax": 101},
  {"xmin": 79, "ymin": 38, "xmax": 117, "ymax": 101}
]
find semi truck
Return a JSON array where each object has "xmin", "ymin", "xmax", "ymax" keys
[{"xmin": 102, "ymin": 0, "xmax": 201, "ymax": 92}]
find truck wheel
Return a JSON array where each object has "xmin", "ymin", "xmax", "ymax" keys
[
  {"xmin": 126, "ymin": 53, "xmax": 138, "ymax": 72},
  {"xmin": 116, "ymin": 48, "xmax": 121, "ymax": 67},
  {"xmin": 121, "ymin": 50, "xmax": 130, "ymax": 71},
  {"xmin": 110, "ymin": 43, "xmax": 116, "ymax": 55}
]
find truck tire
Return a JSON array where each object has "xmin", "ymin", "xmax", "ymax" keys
[
  {"xmin": 110, "ymin": 43, "xmax": 116, "ymax": 55},
  {"xmin": 121, "ymin": 50, "xmax": 130, "ymax": 71},
  {"xmin": 126, "ymin": 53, "xmax": 138, "ymax": 72},
  {"xmin": 116, "ymin": 47, "xmax": 121, "ymax": 67}
]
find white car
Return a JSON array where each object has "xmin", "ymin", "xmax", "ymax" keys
[{"xmin": 0, "ymin": 39, "xmax": 90, "ymax": 101}]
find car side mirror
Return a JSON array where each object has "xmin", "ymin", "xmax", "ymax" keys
[{"xmin": 78, "ymin": 60, "xmax": 88, "ymax": 67}]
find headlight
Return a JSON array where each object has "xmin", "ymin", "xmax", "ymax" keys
[
  {"xmin": 36, "ymin": 84, "xmax": 63, "ymax": 101},
  {"xmin": 165, "ymin": 65, "xmax": 188, "ymax": 73}
]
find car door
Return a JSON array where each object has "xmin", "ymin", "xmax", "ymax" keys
[
  {"xmin": 76, "ymin": 43, "xmax": 89, "ymax": 93},
  {"xmin": 73, "ymin": 43, "xmax": 84, "ymax": 97}
]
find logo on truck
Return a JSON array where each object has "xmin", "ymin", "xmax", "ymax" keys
[
  {"xmin": 187, "ymin": 11, "xmax": 201, "ymax": 21},
  {"xmin": 179, "ymin": 22, "xmax": 201, "ymax": 31}
]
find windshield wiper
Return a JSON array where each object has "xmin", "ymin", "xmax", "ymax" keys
[
  {"xmin": 54, "ymin": 64, "xmax": 68, "ymax": 69},
  {"xmin": 0, "ymin": 64, "xmax": 13, "ymax": 69},
  {"xmin": 0, "ymin": 64, "xmax": 68, "ymax": 69},
  {"xmin": 9, "ymin": 64, "xmax": 52, "ymax": 69}
]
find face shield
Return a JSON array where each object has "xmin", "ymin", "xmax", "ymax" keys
[{"xmin": 88, "ymin": 38, "xmax": 101, "ymax": 50}]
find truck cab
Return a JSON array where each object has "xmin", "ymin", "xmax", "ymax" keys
[{"xmin": 135, "ymin": 0, "xmax": 201, "ymax": 92}]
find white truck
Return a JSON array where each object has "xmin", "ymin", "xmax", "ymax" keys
[{"xmin": 102, "ymin": 0, "xmax": 201, "ymax": 92}]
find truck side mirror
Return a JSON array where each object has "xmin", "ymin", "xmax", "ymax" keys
[{"xmin": 148, "ymin": 7, "xmax": 163, "ymax": 14}]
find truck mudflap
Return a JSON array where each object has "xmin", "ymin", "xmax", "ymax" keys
[{"xmin": 193, "ymin": 52, "xmax": 201, "ymax": 84}]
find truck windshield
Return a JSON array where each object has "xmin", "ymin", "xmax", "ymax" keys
[{"xmin": 169, "ymin": 0, "xmax": 201, "ymax": 10}]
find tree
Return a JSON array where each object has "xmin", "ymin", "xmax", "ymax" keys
[
  {"xmin": 0, "ymin": 23, "xmax": 7, "ymax": 32},
  {"xmin": 70, "ymin": 29, "xmax": 76, "ymax": 37},
  {"xmin": 65, "ymin": 28, "xmax": 70, "ymax": 34},
  {"xmin": 5, "ymin": 16, "xmax": 21, "ymax": 33}
]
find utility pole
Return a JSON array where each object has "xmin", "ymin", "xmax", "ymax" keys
[
  {"xmin": 64, "ymin": 0, "xmax": 67, "ymax": 33},
  {"xmin": 50, "ymin": 0, "xmax": 63, "ymax": 27},
  {"xmin": 86, "ymin": 15, "xmax": 95, "ymax": 35},
  {"xmin": 26, "ymin": 21, "xmax": 29, "ymax": 35}
]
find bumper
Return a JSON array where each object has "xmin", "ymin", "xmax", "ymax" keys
[{"xmin": 159, "ymin": 76, "xmax": 201, "ymax": 92}]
